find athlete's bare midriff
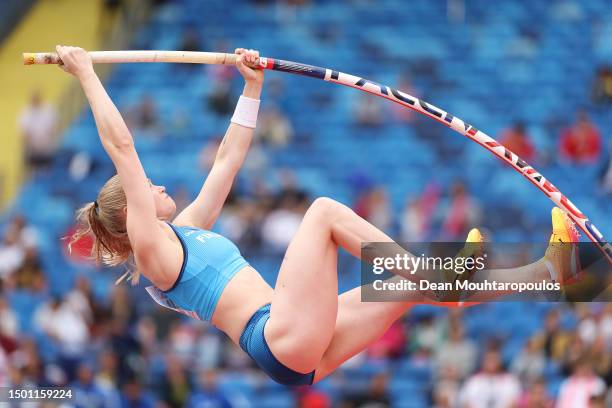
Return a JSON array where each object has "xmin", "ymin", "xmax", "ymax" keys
[{"xmin": 211, "ymin": 265, "xmax": 274, "ymax": 344}]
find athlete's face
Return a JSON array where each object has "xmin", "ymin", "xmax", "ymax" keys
[{"xmin": 148, "ymin": 179, "xmax": 176, "ymax": 220}]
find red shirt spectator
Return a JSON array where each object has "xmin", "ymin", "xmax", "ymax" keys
[
  {"xmin": 556, "ymin": 360, "xmax": 606, "ymax": 408},
  {"xmin": 442, "ymin": 182, "xmax": 481, "ymax": 240},
  {"xmin": 500, "ymin": 122, "xmax": 536, "ymax": 162},
  {"xmin": 367, "ymin": 320, "xmax": 406, "ymax": 359},
  {"xmin": 559, "ymin": 113, "xmax": 602, "ymax": 164}
]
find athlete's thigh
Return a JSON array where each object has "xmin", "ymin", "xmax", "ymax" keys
[{"xmin": 265, "ymin": 206, "xmax": 340, "ymax": 371}]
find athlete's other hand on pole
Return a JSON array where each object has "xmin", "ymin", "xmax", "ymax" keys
[
  {"xmin": 56, "ymin": 45, "xmax": 94, "ymax": 78},
  {"xmin": 235, "ymin": 48, "xmax": 264, "ymax": 85}
]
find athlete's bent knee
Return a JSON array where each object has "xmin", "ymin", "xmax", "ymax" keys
[{"xmin": 308, "ymin": 197, "xmax": 340, "ymax": 220}]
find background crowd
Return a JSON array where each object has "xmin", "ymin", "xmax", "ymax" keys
[{"xmin": 1, "ymin": 0, "xmax": 611, "ymax": 406}]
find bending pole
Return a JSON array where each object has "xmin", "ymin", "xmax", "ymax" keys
[{"xmin": 23, "ymin": 50, "xmax": 612, "ymax": 263}]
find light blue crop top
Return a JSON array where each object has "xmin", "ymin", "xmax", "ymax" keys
[{"xmin": 145, "ymin": 223, "xmax": 249, "ymax": 321}]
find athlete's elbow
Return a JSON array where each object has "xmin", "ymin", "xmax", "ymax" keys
[{"xmin": 103, "ymin": 136, "xmax": 134, "ymax": 153}]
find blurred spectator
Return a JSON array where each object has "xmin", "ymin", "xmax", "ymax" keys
[
  {"xmin": 599, "ymin": 304, "xmax": 612, "ymax": 349},
  {"xmin": 136, "ymin": 316, "xmax": 159, "ymax": 360},
  {"xmin": 589, "ymin": 336, "xmax": 611, "ymax": 386},
  {"xmin": 175, "ymin": 26, "xmax": 203, "ymax": 74},
  {"xmin": 224, "ymin": 341, "xmax": 253, "ymax": 370},
  {"xmin": 518, "ymin": 378, "xmax": 553, "ymax": 408},
  {"xmin": 300, "ymin": 389, "xmax": 331, "ymax": 408},
  {"xmin": 10, "ymin": 338, "xmax": 45, "ymax": 386},
  {"xmin": 120, "ymin": 377, "xmax": 157, "ymax": 407},
  {"xmin": 341, "ymin": 372, "xmax": 390, "ymax": 408},
  {"xmin": 98, "ymin": 0, "xmax": 123, "ymax": 36},
  {"xmin": 168, "ymin": 321, "xmax": 197, "ymax": 363},
  {"xmin": 559, "ymin": 112, "xmax": 602, "ymax": 164},
  {"xmin": 207, "ymin": 82, "xmax": 234, "ymax": 116},
  {"xmin": 65, "ymin": 275, "xmax": 95, "ymax": 325},
  {"xmin": 0, "ymin": 231, "xmax": 23, "ymax": 284},
  {"xmin": 0, "ymin": 296, "xmax": 19, "ymax": 340},
  {"xmin": 14, "ymin": 247, "xmax": 46, "ymax": 292},
  {"xmin": 127, "ymin": 94, "xmax": 162, "ymax": 134},
  {"xmin": 432, "ymin": 367, "xmax": 461, "ymax": 408},
  {"xmin": 68, "ymin": 151, "xmax": 96, "ymax": 182},
  {"xmin": 18, "ymin": 91, "xmax": 58, "ymax": 170},
  {"xmin": 158, "ymin": 354, "xmax": 192, "ymax": 408},
  {"xmin": 186, "ymin": 370, "xmax": 230, "ymax": 408},
  {"xmin": 179, "ymin": 26, "xmax": 201, "ymax": 52},
  {"xmin": 576, "ymin": 304, "xmax": 598, "ymax": 345},
  {"xmin": 458, "ymin": 347, "xmax": 521, "ymax": 408},
  {"xmin": 218, "ymin": 199, "xmax": 264, "ymax": 249},
  {"xmin": 354, "ymin": 187, "xmax": 392, "ymax": 232},
  {"xmin": 511, "ymin": 337, "xmax": 546, "ymax": 385},
  {"xmin": 400, "ymin": 183, "xmax": 440, "ymax": 242},
  {"xmin": 193, "ymin": 325, "xmax": 223, "ymax": 371},
  {"xmin": 256, "ymin": 106, "xmax": 294, "ymax": 147},
  {"xmin": 409, "ymin": 314, "xmax": 445, "ymax": 356},
  {"xmin": 33, "ymin": 297, "xmax": 89, "ymax": 376},
  {"xmin": 0, "ymin": 347, "xmax": 9, "ymax": 386},
  {"xmin": 261, "ymin": 190, "xmax": 309, "ymax": 252},
  {"xmin": 367, "ymin": 320, "xmax": 406, "ymax": 360},
  {"xmin": 500, "ymin": 121, "xmax": 536, "ymax": 162},
  {"xmin": 6, "ymin": 215, "xmax": 38, "ymax": 249},
  {"xmin": 71, "ymin": 362, "xmax": 106, "ymax": 407},
  {"xmin": 108, "ymin": 317, "xmax": 143, "ymax": 380},
  {"xmin": 534, "ymin": 309, "xmax": 571, "ymax": 362},
  {"xmin": 441, "ymin": 181, "xmax": 482, "ymax": 240},
  {"xmin": 9, "ymin": 366, "xmax": 38, "ymax": 389},
  {"xmin": 94, "ymin": 349, "xmax": 121, "ymax": 407},
  {"xmin": 591, "ymin": 66, "xmax": 612, "ymax": 104},
  {"xmin": 434, "ymin": 321, "xmax": 477, "ymax": 380},
  {"xmin": 0, "ymin": 217, "xmax": 35, "ymax": 280},
  {"xmin": 561, "ymin": 334, "xmax": 589, "ymax": 377},
  {"xmin": 354, "ymin": 93, "xmax": 384, "ymax": 127},
  {"xmin": 556, "ymin": 359, "xmax": 606, "ymax": 408},
  {"xmin": 110, "ymin": 285, "xmax": 135, "ymax": 324}
]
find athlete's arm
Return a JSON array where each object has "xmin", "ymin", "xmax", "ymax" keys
[
  {"xmin": 57, "ymin": 46, "xmax": 175, "ymax": 282},
  {"xmin": 173, "ymin": 48, "xmax": 263, "ymax": 230}
]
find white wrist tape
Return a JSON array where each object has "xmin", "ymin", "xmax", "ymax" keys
[{"xmin": 231, "ymin": 95, "xmax": 260, "ymax": 128}]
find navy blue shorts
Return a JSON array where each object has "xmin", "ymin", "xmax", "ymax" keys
[{"xmin": 239, "ymin": 304, "xmax": 315, "ymax": 386}]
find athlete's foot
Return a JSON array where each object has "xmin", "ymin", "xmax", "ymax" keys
[
  {"xmin": 440, "ymin": 228, "xmax": 485, "ymax": 281},
  {"xmin": 542, "ymin": 207, "xmax": 581, "ymax": 285},
  {"xmin": 436, "ymin": 228, "xmax": 485, "ymax": 304}
]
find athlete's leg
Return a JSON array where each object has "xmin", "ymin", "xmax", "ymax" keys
[
  {"xmin": 267, "ymin": 198, "xmax": 577, "ymax": 375},
  {"xmin": 265, "ymin": 198, "xmax": 340, "ymax": 374},
  {"xmin": 313, "ymin": 286, "xmax": 414, "ymax": 382},
  {"xmin": 312, "ymin": 230, "xmax": 485, "ymax": 382},
  {"xmin": 266, "ymin": 197, "xmax": 407, "ymax": 374}
]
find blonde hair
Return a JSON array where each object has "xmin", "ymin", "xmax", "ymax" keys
[{"xmin": 69, "ymin": 175, "xmax": 140, "ymax": 284}]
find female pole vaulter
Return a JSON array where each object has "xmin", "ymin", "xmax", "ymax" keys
[{"xmin": 58, "ymin": 45, "xmax": 578, "ymax": 385}]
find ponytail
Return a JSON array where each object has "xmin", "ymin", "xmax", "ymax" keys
[{"xmin": 68, "ymin": 175, "xmax": 141, "ymax": 284}]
